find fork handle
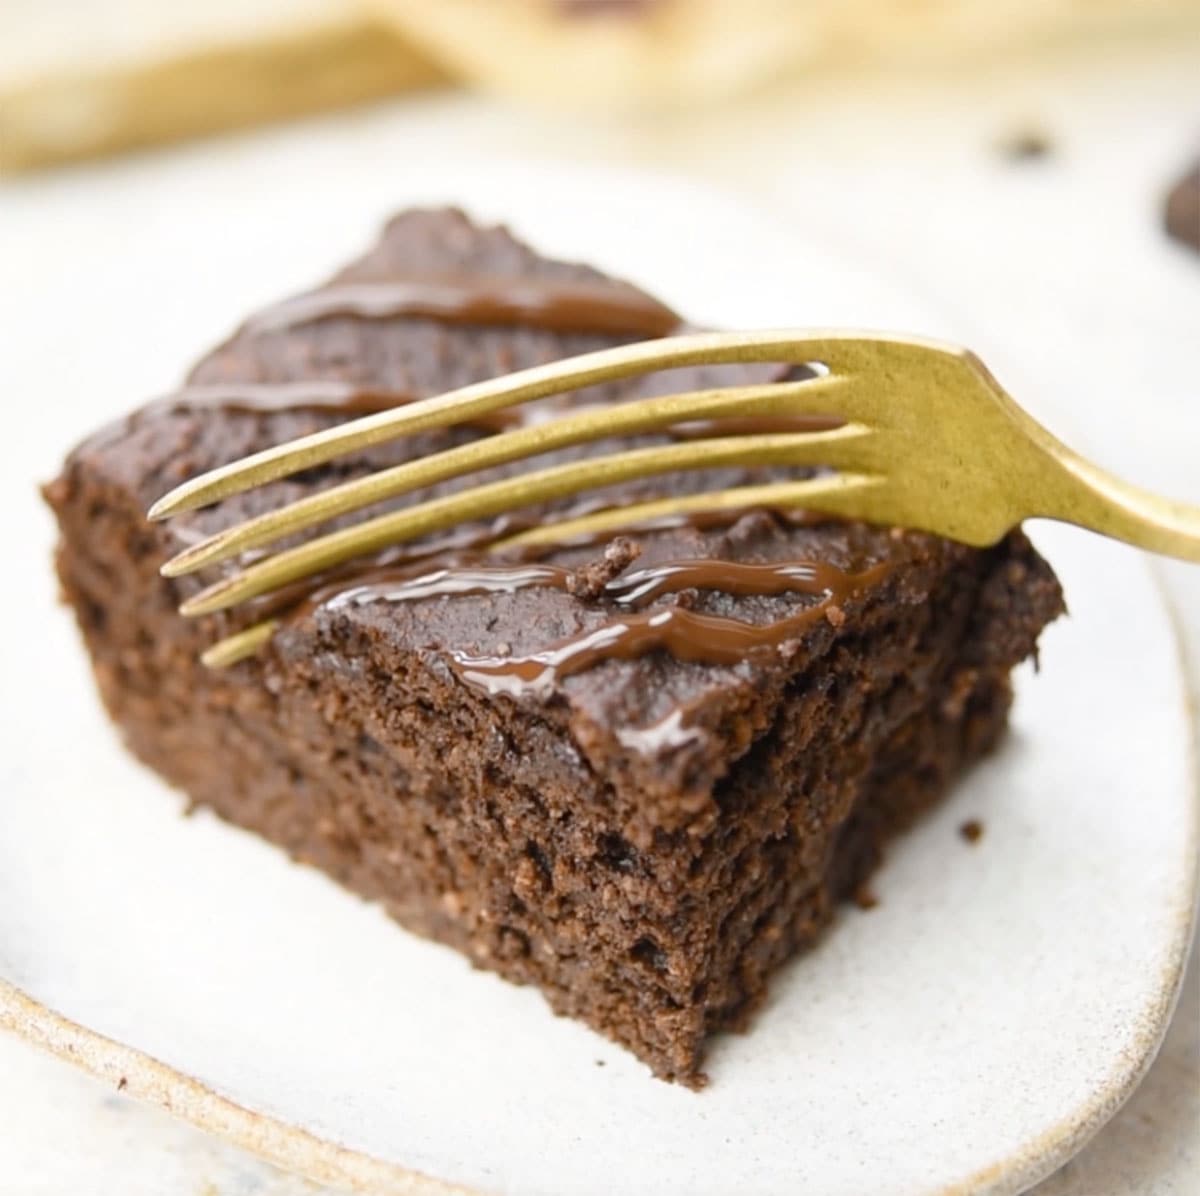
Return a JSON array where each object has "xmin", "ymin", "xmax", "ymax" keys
[{"xmin": 1044, "ymin": 452, "xmax": 1200, "ymax": 563}]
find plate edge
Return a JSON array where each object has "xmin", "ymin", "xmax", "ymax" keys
[
  {"xmin": 0, "ymin": 976, "xmax": 482, "ymax": 1196},
  {"xmin": 935, "ymin": 557, "xmax": 1200, "ymax": 1196}
]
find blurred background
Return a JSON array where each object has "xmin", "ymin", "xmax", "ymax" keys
[
  {"xmin": 3, "ymin": 0, "xmax": 1199, "ymax": 170},
  {"xmin": 2, "ymin": 1, "xmax": 1197, "ymax": 1193}
]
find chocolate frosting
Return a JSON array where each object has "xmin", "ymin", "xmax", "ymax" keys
[
  {"xmin": 118, "ymin": 211, "xmax": 922, "ymax": 754},
  {"xmin": 146, "ymin": 253, "xmax": 867, "ymax": 692},
  {"xmin": 320, "ymin": 557, "xmax": 888, "ymax": 695}
]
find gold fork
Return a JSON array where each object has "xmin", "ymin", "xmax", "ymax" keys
[{"xmin": 148, "ymin": 329, "xmax": 1200, "ymax": 667}]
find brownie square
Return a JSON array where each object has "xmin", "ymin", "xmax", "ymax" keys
[{"xmin": 44, "ymin": 209, "xmax": 1063, "ymax": 1084}]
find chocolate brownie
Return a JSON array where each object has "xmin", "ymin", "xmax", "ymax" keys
[{"xmin": 44, "ymin": 208, "xmax": 1064, "ymax": 1085}]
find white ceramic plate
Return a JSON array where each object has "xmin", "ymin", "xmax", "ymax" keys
[{"xmin": 0, "ymin": 154, "xmax": 1195, "ymax": 1196}]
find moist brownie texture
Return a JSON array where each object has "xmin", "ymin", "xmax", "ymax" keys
[{"xmin": 45, "ymin": 209, "xmax": 1064, "ymax": 1085}]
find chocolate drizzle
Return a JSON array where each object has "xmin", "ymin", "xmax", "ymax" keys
[
  {"xmin": 130, "ymin": 274, "xmax": 839, "ymax": 503},
  {"xmin": 325, "ymin": 562, "xmax": 573, "ymax": 609},
  {"xmin": 261, "ymin": 505, "xmax": 833, "ymax": 632},
  {"xmin": 325, "ymin": 557, "xmax": 867, "ymax": 611},
  {"xmin": 615, "ymin": 708, "xmax": 704, "ymax": 754},
  {"xmin": 243, "ymin": 277, "xmax": 683, "ymax": 339},
  {"xmin": 321, "ymin": 555, "xmax": 890, "ymax": 698},
  {"xmin": 165, "ymin": 259, "xmax": 875, "ymax": 700}
]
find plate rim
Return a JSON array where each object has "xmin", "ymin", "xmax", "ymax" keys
[{"xmin": 3, "ymin": 155, "xmax": 1197, "ymax": 1196}]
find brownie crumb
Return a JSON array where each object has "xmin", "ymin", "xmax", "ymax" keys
[
  {"xmin": 1165, "ymin": 160, "xmax": 1200, "ymax": 254},
  {"xmin": 996, "ymin": 126, "xmax": 1054, "ymax": 162},
  {"xmin": 567, "ymin": 536, "xmax": 641, "ymax": 599},
  {"xmin": 117, "ymin": 1076, "xmax": 128, "ymax": 1092},
  {"xmin": 959, "ymin": 819, "xmax": 984, "ymax": 844},
  {"xmin": 853, "ymin": 885, "xmax": 879, "ymax": 910}
]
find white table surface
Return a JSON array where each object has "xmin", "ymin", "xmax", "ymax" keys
[{"xmin": 0, "ymin": 33, "xmax": 1196, "ymax": 1195}]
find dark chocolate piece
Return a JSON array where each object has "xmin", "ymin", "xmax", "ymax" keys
[
  {"xmin": 44, "ymin": 207, "xmax": 1063, "ymax": 1085},
  {"xmin": 959, "ymin": 818, "xmax": 984, "ymax": 844},
  {"xmin": 1165, "ymin": 160, "xmax": 1200, "ymax": 254},
  {"xmin": 996, "ymin": 126, "xmax": 1054, "ymax": 162}
]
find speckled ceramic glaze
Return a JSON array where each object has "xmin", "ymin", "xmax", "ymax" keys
[{"xmin": 1, "ymin": 160, "xmax": 1194, "ymax": 1196}]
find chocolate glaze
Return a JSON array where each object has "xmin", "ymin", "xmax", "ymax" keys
[
  {"xmin": 606, "ymin": 558, "xmax": 859, "ymax": 605},
  {"xmin": 320, "ymin": 553, "xmax": 889, "ymax": 697},
  {"xmin": 274, "ymin": 505, "xmax": 832, "ymax": 627},
  {"xmin": 258, "ymin": 499, "xmax": 830, "ymax": 628},
  {"xmin": 615, "ymin": 708, "xmax": 705, "ymax": 754},
  {"xmin": 179, "ymin": 265, "xmax": 861, "ymax": 690},
  {"xmin": 327, "ymin": 557, "xmax": 863, "ymax": 611},
  {"xmin": 325, "ymin": 563, "xmax": 572, "ymax": 610},
  {"xmin": 451, "ymin": 564, "xmax": 888, "ymax": 698},
  {"xmin": 272, "ymin": 498, "xmax": 634, "ymax": 624},
  {"xmin": 243, "ymin": 278, "xmax": 683, "ymax": 339}
]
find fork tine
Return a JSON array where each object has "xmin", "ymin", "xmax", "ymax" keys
[
  {"xmin": 179, "ymin": 431, "xmax": 881, "ymax": 616},
  {"xmin": 162, "ymin": 375, "xmax": 852, "ymax": 577},
  {"xmin": 199, "ymin": 620, "xmax": 279, "ymax": 669},
  {"xmin": 147, "ymin": 330, "xmax": 923, "ymax": 521}
]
